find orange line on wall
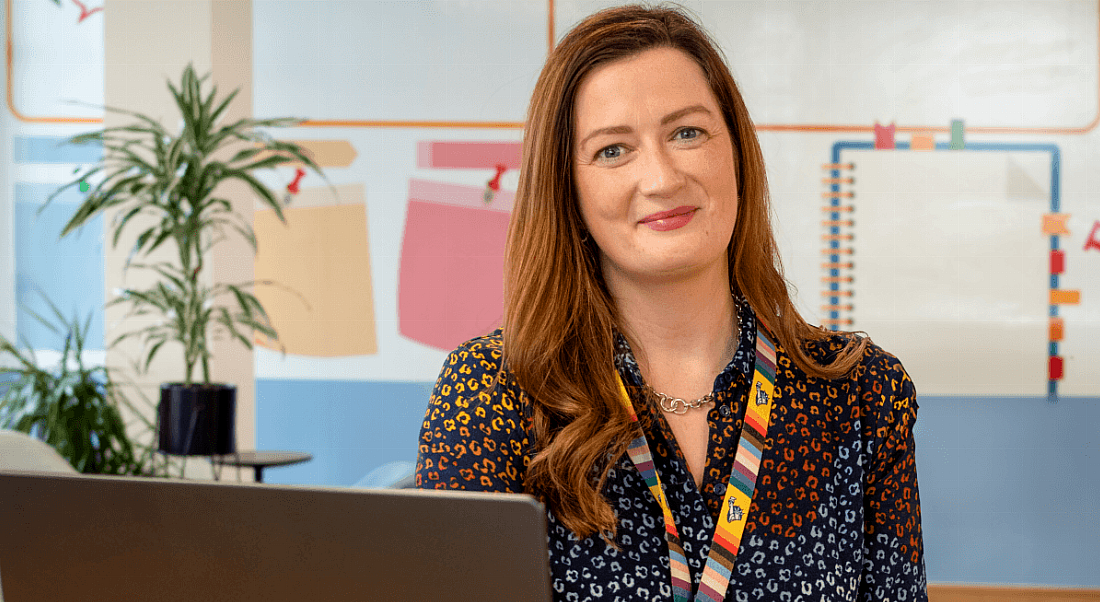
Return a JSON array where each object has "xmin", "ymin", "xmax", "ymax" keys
[
  {"xmin": 5, "ymin": 0, "xmax": 100, "ymax": 123},
  {"xmin": 302, "ymin": 119, "xmax": 524, "ymax": 129},
  {"xmin": 548, "ymin": 0, "xmax": 555, "ymax": 55},
  {"xmin": 6, "ymin": 0, "xmax": 1099, "ymax": 134},
  {"xmin": 927, "ymin": 584, "xmax": 1100, "ymax": 601}
]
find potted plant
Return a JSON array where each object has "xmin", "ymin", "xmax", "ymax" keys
[
  {"xmin": 47, "ymin": 64, "xmax": 324, "ymax": 462},
  {"xmin": 0, "ymin": 297, "xmax": 163, "ymax": 475}
]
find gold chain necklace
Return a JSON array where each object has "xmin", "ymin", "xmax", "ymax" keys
[
  {"xmin": 644, "ymin": 385, "xmax": 715, "ymax": 415},
  {"xmin": 639, "ymin": 294, "xmax": 745, "ymax": 415}
]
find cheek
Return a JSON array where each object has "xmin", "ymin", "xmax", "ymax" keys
[
  {"xmin": 707, "ymin": 160, "xmax": 739, "ymax": 219},
  {"xmin": 574, "ymin": 182, "xmax": 598, "ymax": 231},
  {"xmin": 707, "ymin": 148, "xmax": 738, "ymax": 190},
  {"xmin": 575, "ymin": 168, "xmax": 629, "ymax": 224}
]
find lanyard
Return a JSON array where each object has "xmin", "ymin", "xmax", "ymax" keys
[{"xmin": 616, "ymin": 326, "xmax": 777, "ymax": 602}]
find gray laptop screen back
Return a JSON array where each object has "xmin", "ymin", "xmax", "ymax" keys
[{"xmin": 0, "ymin": 472, "xmax": 551, "ymax": 602}]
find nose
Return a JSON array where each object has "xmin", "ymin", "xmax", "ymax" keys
[{"xmin": 637, "ymin": 144, "xmax": 686, "ymax": 198}]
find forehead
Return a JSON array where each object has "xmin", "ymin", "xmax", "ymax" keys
[{"xmin": 572, "ymin": 47, "xmax": 719, "ymax": 133}]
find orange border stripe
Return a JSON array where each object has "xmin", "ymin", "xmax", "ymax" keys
[
  {"xmin": 7, "ymin": 0, "xmax": 1099, "ymax": 135},
  {"xmin": 5, "ymin": 0, "xmax": 100, "ymax": 124},
  {"xmin": 299, "ymin": 119, "xmax": 523, "ymax": 129},
  {"xmin": 548, "ymin": 0, "xmax": 555, "ymax": 54}
]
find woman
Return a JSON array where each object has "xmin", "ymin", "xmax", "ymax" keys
[{"xmin": 416, "ymin": 5, "xmax": 926, "ymax": 601}]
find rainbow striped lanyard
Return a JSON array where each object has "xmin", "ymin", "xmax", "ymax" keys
[{"xmin": 616, "ymin": 326, "xmax": 777, "ymax": 602}]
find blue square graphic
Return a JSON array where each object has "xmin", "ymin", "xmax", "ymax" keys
[{"xmin": 15, "ymin": 183, "xmax": 105, "ymax": 350}]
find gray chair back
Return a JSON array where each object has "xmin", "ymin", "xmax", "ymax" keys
[{"xmin": 0, "ymin": 430, "xmax": 77, "ymax": 474}]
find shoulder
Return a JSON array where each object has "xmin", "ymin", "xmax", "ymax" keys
[
  {"xmin": 441, "ymin": 329, "xmax": 504, "ymax": 370},
  {"xmin": 801, "ymin": 333, "xmax": 914, "ymax": 395},
  {"xmin": 815, "ymin": 335, "xmax": 918, "ymax": 457},
  {"xmin": 419, "ymin": 330, "xmax": 530, "ymax": 492},
  {"xmin": 430, "ymin": 329, "xmax": 528, "ymax": 421},
  {"xmin": 435, "ymin": 330, "xmax": 505, "ymax": 394},
  {"xmin": 849, "ymin": 337, "xmax": 916, "ymax": 412},
  {"xmin": 855, "ymin": 341, "xmax": 918, "ymax": 447},
  {"xmin": 792, "ymin": 332, "xmax": 917, "ymax": 426},
  {"xmin": 795, "ymin": 334, "xmax": 919, "ymax": 472}
]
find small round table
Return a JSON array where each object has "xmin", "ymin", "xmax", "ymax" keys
[{"xmin": 210, "ymin": 451, "xmax": 312, "ymax": 483}]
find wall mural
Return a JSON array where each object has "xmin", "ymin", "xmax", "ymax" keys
[
  {"xmin": 5, "ymin": 0, "xmax": 1098, "ymax": 509},
  {"xmin": 10, "ymin": 0, "xmax": 1100, "ymax": 420},
  {"xmin": 5, "ymin": 0, "xmax": 1100, "ymax": 586}
]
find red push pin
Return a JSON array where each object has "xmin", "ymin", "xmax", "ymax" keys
[
  {"xmin": 483, "ymin": 163, "xmax": 508, "ymax": 204},
  {"xmin": 283, "ymin": 168, "xmax": 306, "ymax": 205},
  {"xmin": 287, "ymin": 168, "xmax": 306, "ymax": 195}
]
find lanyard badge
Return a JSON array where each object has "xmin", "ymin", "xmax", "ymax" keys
[{"xmin": 617, "ymin": 326, "xmax": 777, "ymax": 602}]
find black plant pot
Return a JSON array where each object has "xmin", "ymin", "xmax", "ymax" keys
[{"xmin": 157, "ymin": 383, "xmax": 237, "ymax": 456}]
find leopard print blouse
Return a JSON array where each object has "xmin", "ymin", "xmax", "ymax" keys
[{"xmin": 416, "ymin": 303, "xmax": 927, "ymax": 601}]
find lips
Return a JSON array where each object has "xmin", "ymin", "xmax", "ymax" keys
[{"xmin": 640, "ymin": 206, "xmax": 697, "ymax": 232}]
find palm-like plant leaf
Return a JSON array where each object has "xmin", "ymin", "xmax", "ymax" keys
[
  {"xmin": 0, "ymin": 296, "xmax": 163, "ymax": 476},
  {"xmin": 48, "ymin": 64, "xmax": 328, "ymax": 385}
]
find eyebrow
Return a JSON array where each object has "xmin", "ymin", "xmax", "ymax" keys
[{"xmin": 576, "ymin": 104, "xmax": 715, "ymax": 150}]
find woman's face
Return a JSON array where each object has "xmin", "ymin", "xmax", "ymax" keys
[{"xmin": 572, "ymin": 47, "xmax": 738, "ymax": 288}]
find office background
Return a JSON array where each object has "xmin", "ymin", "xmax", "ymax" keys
[{"xmin": 1, "ymin": 0, "xmax": 1097, "ymax": 589}]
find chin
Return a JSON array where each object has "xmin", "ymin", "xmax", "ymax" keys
[{"xmin": 627, "ymin": 259, "xmax": 720, "ymax": 283}]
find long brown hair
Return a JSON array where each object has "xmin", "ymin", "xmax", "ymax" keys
[{"xmin": 503, "ymin": 3, "xmax": 867, "ymax": 540}]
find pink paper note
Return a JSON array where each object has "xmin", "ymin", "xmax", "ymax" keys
[
  {"xmin": 417, "ymin": 141, "xmax": 522, "ymax": 170},
  {"xmin": 398, "ymin": 194, "xmax": 511, "ymax": 351}
]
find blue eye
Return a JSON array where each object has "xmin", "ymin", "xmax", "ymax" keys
[
  {"xmin": 597, "ymin": 145, "xmax": 623, "ymax": 161},
  {"xmin": 676, "ymin": 127, "xmax": 701, "ymax": 140}
]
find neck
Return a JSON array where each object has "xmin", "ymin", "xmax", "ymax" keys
[{"xmin": 605, "ymin": 262, "xmax": 737, "ymax": 399}]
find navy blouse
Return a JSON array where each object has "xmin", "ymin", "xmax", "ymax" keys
[{"xmin": 416, "ymin": 303, "xmax": 927, "ymax": 601}]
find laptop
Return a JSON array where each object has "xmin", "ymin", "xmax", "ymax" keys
[{"xmin": 0, "ymin": 471, "xmax": 552, "ymax": 602}]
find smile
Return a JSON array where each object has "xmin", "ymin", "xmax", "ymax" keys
[{"xmin": 639, "ymin": 206, "xmax": 697, "ymax": 232}]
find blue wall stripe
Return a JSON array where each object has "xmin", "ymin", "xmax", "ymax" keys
[
  {"xmin": 13, "ymin": 136, "xmax": 103, "ymax": 164},
  {"xmin": 255, "ymin": 378, "xmax": 1100, "ymax": 587},
  {"xmin": 914, "ymin": 395, "xmax": 1099, "ymax": 587},
  {"xmin": 255, "ymin": 379, "xmax": 433, "ymax": 488},
  {"xmin": 14, "ymin": 184, "xmax": 105, "ymax": 350}
]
